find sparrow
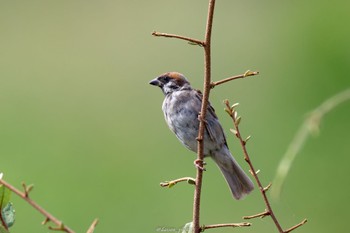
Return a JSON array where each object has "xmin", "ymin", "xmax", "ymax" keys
[{"xmin": 149, "ymin": 72, "xmax": 254, "ymax": 200}]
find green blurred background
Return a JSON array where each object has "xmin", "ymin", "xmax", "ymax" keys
[{"xmin": 1, "ymin": 1, "xmax": 350, "ymax": 232}]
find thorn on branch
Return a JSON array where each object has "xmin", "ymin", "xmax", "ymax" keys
[
  {"xmin": 263, "ymin": 182, "xmax": 272, "ymax": 192},
  {"xmin": 42, "ymin": 217, "xmax": 50, "ymax": 225},
  {"xmin": 229, "ymin": 128, "xmax": 238, "ymax": 137},
  {"xmin": 86, "ymin": 218, "xmax": 99, "ymax": 233},
  {"xmin": 249, "ymin": 169, "xmax": 260, "ymax": 176},
  {"xmin": 22, "ymin": 182, "xmax": 34, "ymax": 197},
  {"xmin": 244, "ymin": 135, "xmax": 252, "ymax": 145}
]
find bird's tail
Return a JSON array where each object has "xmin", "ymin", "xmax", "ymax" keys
[{"xmin": 211, "ymin": 150, "xmax": 254, "ymax": 200}]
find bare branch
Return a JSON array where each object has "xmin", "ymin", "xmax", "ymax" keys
[
  {"xmin": 224, "ymin": 99, "xmax": 305, "ymax": 233},
  {"xmin": 0, "ymin": 179, "xmax": 75, "ymax": 233},
  {"xmin": 152, "ymin": 31, "xmax": 204, "ymax": 46},
  {"xmin": 192, "ymin": 1, "xmax": 216, "ymax": 233},
  {"xmin": 211, "ymin": 70, "xmax": 259, "ymax": 88},
  {"xmin": 86, "ymin": 219, "xmax": 99, "ymax": 233},
  {"xmin": 243, "ymin": 210, "xmax": 270, "ymax": 219},
  {"xmin": 201, "ymin": 222, "xmax": 251, "ymax": 231},
  {"xmin": 284, "ymin": 219, "xmax": 308, "ymax": 233},
  {"xmin": 160, "ymin": 177, "xmax": 196, "ymax": 187}
]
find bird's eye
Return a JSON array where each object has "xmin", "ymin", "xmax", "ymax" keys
[{"xmin": 163, "ymin": 76, "xmax": 170, "ymax": 82}]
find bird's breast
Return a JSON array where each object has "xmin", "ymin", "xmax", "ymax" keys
[
  {"xmin": 162, "ymin": 91, "xmax": 200, "ymax": 152},
  {"xmin": 162, "ymin": 90, "xmax": 227, "ymax": 156}
]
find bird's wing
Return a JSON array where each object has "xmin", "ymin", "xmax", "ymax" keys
[{"xmin": 194, "ymin": 90, "xmax": 229, "ymax": 147}]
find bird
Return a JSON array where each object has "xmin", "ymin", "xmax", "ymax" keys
[{"xmin": 149, "ymin": 72, "xmax": 254, "ymax": 200}]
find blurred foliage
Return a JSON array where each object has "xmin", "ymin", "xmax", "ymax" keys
[
  {"xmin": 0, "ymin": 184, "xmax": 14, "ymax": 232},
  {"xmin": 0, "ymin": 1, "xmax": 349, "ymax": 233}
]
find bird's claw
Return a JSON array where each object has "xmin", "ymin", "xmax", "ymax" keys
[
  {"xmin": 197, "ymin": 113, "xmax": 208, "ymax": 124},
  {"xmin": 194, "ymin": 159, "xmax": 206, "ymax": 171}
]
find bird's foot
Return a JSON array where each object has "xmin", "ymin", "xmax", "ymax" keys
[
  {"xmin": 197, "ymin": 113, "xmax": 208, "ymax": 124},
  {"xmin": 194, "ymin": 159, "xmax": 206, "ymax": 171}
]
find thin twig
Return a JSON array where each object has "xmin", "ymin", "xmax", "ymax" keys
[
  {"xmin": 225, "ymin": 100, "xmax": 299, "ymax": 233},
  {"xmin": 211, "ymin": 70, "xmax": 259, "ymax": 88},
  {"xmin": 49, "ymin": 225, "xmax": 67, "ymax": 232},
  {"xmin": 160, "ymin": 177, "xmax": 196, "ymax": 187},
  {"xmin": 263, "ymin": 182, "xmax": 272, "ymax": 192},
  {"xmin": 42, "ymin": 217, "xmax": 50, "ymax": 225},
  {"xmin": 86, "ymin": 218, "xmax": 99, "ymax": 233},
  {"xmin": 0, "ymin": 179, "xmax": 75, "ymax": 233},
  {"xmin": 152, "ymin": 31, "xmax": 204, "ymax": 46},
  {"xmin": 22, "ymin": 182, "xmax": 34, "ymax": 197},
  {"xmin": 201, "ymin": 222, "xmax": 251, "ymax": 231},
  {"xmin": 271, "ymin": 88, "xmax": 350, "ymax": 199},
  {"xmin": 284, "ymin": 219, "xmax": 308, "ymax": 233},
  {"xmin": 243, "ymin": 210, "xmax": 270, "ymax": 219}
]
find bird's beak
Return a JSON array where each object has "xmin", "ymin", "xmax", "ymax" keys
[{"xmin": 149, "ymin": 78, "xmax": 162, "ymax": 87}]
